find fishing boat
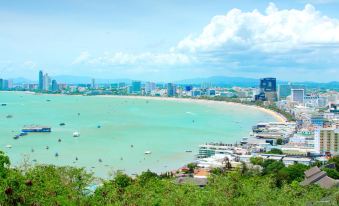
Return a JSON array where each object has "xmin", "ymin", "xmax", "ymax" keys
[
  {"xmin": 22, "ymin": 125, "xmax": 51, "ymax": 133},
  {"xmin": 73, "ymin": 132, "xmax": 80, "ymax": 137},
  {"xmin": 144, "ymin": 151, "xmax": 152, "ymax": 155}
]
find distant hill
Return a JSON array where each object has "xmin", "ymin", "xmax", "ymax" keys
[
  {"xmin": 175, "ymin": 76, "xmax": 275, "ymax": 87},
  {"xmin": 52, "ymin": 75, "xmax": 132, "ymax": 84},
  {"xmin": 175, "ymin": 76, "xmax": 339, "ymax": 89}
]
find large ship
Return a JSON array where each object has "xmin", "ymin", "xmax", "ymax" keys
[{"xmin": 22, "ymin": 125, "xmax": 51, "ymax": 133}]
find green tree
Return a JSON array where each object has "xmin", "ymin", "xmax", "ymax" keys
[
  {"xmin": 328, "ymin": 156, "xmax": 339, "ymax": 172},
  {"xmin": 278, "ymin": 163, "xmax": 308, "ymax": 183},
  {"xmin": 0, "ymin": 151, "xmax": 10, "ymax": 178},
  {"xmin": 276, "ymin": 138, "xmax": 283, "ymax": 145},
  {"xmin": 137, "ymin": 169, "xmax": 159, "ymax": 186},
  {"xmin": 266, "ymin": 148, "xmax": 283, "ymax": 155},
  {"xmin": 323, "ymin": 168, "xmax": 339, "ymax": 179},
  {"xmin": 187, "ymin": 163, "xmax": 198, "ymax": 173},
  {"xmin": 262, "ymin": 160, "xmax": 285, "ymax": 175},
  {"xmin": 250, "ymin": 157, "xmax": 264, "ymax": 166}
]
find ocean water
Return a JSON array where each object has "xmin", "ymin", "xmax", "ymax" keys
[{"xmin": 0, "ymin": 92, "xmax": 275, "ymax": 178}]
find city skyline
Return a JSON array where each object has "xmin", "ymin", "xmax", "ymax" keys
[{"xmin": 1, "ymin": 0, "xmax": 339, "ymax": 82}]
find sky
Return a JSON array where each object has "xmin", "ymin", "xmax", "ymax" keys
[{"xmin": 0, "ymin": 0, "xmax": 339, "ymax": 82}]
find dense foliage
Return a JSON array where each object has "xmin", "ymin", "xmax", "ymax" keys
[{"xmin": 0, "ymin": 151, "xmax": 338, "ymax": 205}]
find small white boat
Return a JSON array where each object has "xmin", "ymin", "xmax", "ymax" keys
[
  {"xmin": 144, "ymin": 151, "xmax": 151, "ymax": 155},
  {"xmin": 73, "ymin": 132, "xmax": 80, "ymax": 137},
  {"xmin": 5, "ymin": 144, "xmax": 12, "ymax": 148}
]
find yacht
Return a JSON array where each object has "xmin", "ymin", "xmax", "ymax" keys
[{"xmin": 73, "ymin": 132, "xmax": 80, "ymax": 137}]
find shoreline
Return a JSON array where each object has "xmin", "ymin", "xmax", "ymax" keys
[
  {"xmin": 2, "ymin": 91, "xmax": 287, "ymax": 122},
  {"xmin": 96, "ymin": 95, "xmax": 287, "ymax": 123}
]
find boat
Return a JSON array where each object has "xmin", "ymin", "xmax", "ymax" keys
[
  {"xmin": 59, "ymin": 123, "xmax": 65, "ymax": 126},
  {"xmin": 1, "ymin": 103, "xmax": 7, "ymax": 106},
  {"xmin": 46, "ymin": 146, "xmax": 49, "ymax": 150},
  {"xmin": 6, "ymin": 115, "xmax": 13, "ymax": 118},
  {"xmin": 98, "ymin": 158, "xmax": 102, "ymax": 163},
  {"xmin": 5, "ymin": 144, "xmax": 12, "ymax": 148},
  {"xmin": 13, "ymin": 135, "xmax": 20, "ymax": 140},
  {"xmin": 185, "ymin": 150, "xmax": 193, "ymax": 153},
  {"xmin": 55, "ymin": 153, "xmax": 59, "ymax": 157},
  {"xmin": 97, "ymin": 125, "xmax": 101, "ymax": 128},
  {"xmin": 144, "ymin": 151, "xmax": 152, "ymax": 155},
  {"xmin": 22, "ymin": 125, "xmax": 51, "ymax": 133},
  {"xmin": 58, "ymin": 138, "xmax": 62, "ymax": 142},
  {"xmin": 73, "ymin": 132, "xmax": 80, "ymax": 137},
  {"xmin": 19, "ymin": 132, "xmax": 28, "ymax": 136}
]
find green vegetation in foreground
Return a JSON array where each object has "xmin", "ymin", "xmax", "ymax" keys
[{"xmin": 1, "ymin": 151, "xmax": 338, "ymax": 205}]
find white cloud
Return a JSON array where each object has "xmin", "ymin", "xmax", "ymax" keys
[
  {"xmin": 72, "ymin": 51, "xmax": 90, "ymax": 64},
  {"xmin": 175, "ymin": 3, "xmax": 339, "ymax": 53}
]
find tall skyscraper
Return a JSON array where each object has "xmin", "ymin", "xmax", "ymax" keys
[
  {"xmin": 91, "ymin": 78, "xmax": 96, "ymax": 89},
  {"xmin": 278, "ymin": 84, "xmax": 306, "ymax": 100},
  {"xmin": 315, "ymin": 128, "xmax": 339, "ymax": 155},
  {"xmin": 51, "ymin": 79, "xmax": 58, "ymax": 92},
  {"xmin": 0, "ymin": 79, "xmax": 3, "ymax": 90},
  {"xmin": 43, "ymin": 73, "xmax": 51, "ymax": 91},
  {"xmin": 167, "ymin": 83, "xmax": 176, "ymax": 97},
  {"xmin": 145, "ymin": 82, "xmax": 156, "ymax": 94},
  {"xmin": 38, "ymin": 70, "xmax": 43, "ymax": 90},
  {"xmin": 131, "ymin": 81, "xmax": 141, "ymax": 94},
  {"xmin": 260, "ymin": 78, "xmax": 276, "ymax": 92},
  {"xmin": 255, "ymin": 77, "xmax": 277, "ymax": 102},
  {"xmin": 291, "ymin": 89, "xmax": 305, "ymax": 104}
]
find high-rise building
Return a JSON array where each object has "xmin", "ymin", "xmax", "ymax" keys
[
  {"xmin": 91, "ymin": 78, "xmax": 96, "ymax": 89},
  {"xmin": 0, "ymin": 79, "xmax": 9, "ymax": 90},
  {"xmin": 43, "ymin": 73, "xmax": 51, "ymax": 91},
  {"xmin": 131, "ymin": 81, "xmax": 141, "ymax": 94},
  {"xmin": 184, "ymin": 85, "xmax": 193, "ymax": 92},
  {"xmin": 260, "ymin": 78, "xmax": 276, "ymax": 92},
  {"xmin": 315, "ymin": 128, "xmax": 339, "ymax": 155},
  {"xmin": 51, "ymin": 79, "xmax": 58, "ymax": 92},
  {"xmin": 38, "ymin": 70, "xmax": 43, "ymax": 90},
  {"xmin": 7, "ymin": 79, "xmax": 13, "ymax": 89},
  {"xmin": 291, "ymin": 89, "xmax": 305, "ymax": 104},
  {"xmin": 145, "ymin": 82, "xmax": 156, "ymax": 94},
  {"xmin": 255, "ymin": 78, "xmax": 277, "ymax": 101},
  {"xmin": 278, "ymin": 84, "xmax": 306, "ymax": 100},
  {"xmin": 167, "ymin": 83, "xmax": 176, "ymax": 97}
]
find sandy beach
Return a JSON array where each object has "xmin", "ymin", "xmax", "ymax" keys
[{"xmin": 98, "ymin": 95, "xmax": 287, "ymax": 123}]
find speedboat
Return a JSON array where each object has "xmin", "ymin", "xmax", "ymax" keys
[
  {"xmin": 144, "ymin": 151, "xmax": 152, "ymax": 155},
  {"xmin": 19, "ymin": 132, "xmax": 28, "ymax": 136},
  {"xmin": 73, "ymin": 132, "xmax": 80, "ymax": 137}
]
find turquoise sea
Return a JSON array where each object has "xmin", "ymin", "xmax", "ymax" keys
[{"xmin": 0, "ymin": 92, "xmax": 275, "ymax": 178}]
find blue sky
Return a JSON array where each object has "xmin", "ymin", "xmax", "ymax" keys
[{"xmin": 0, "ymin": 0, "xmax": 339, "ymax": 82}]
